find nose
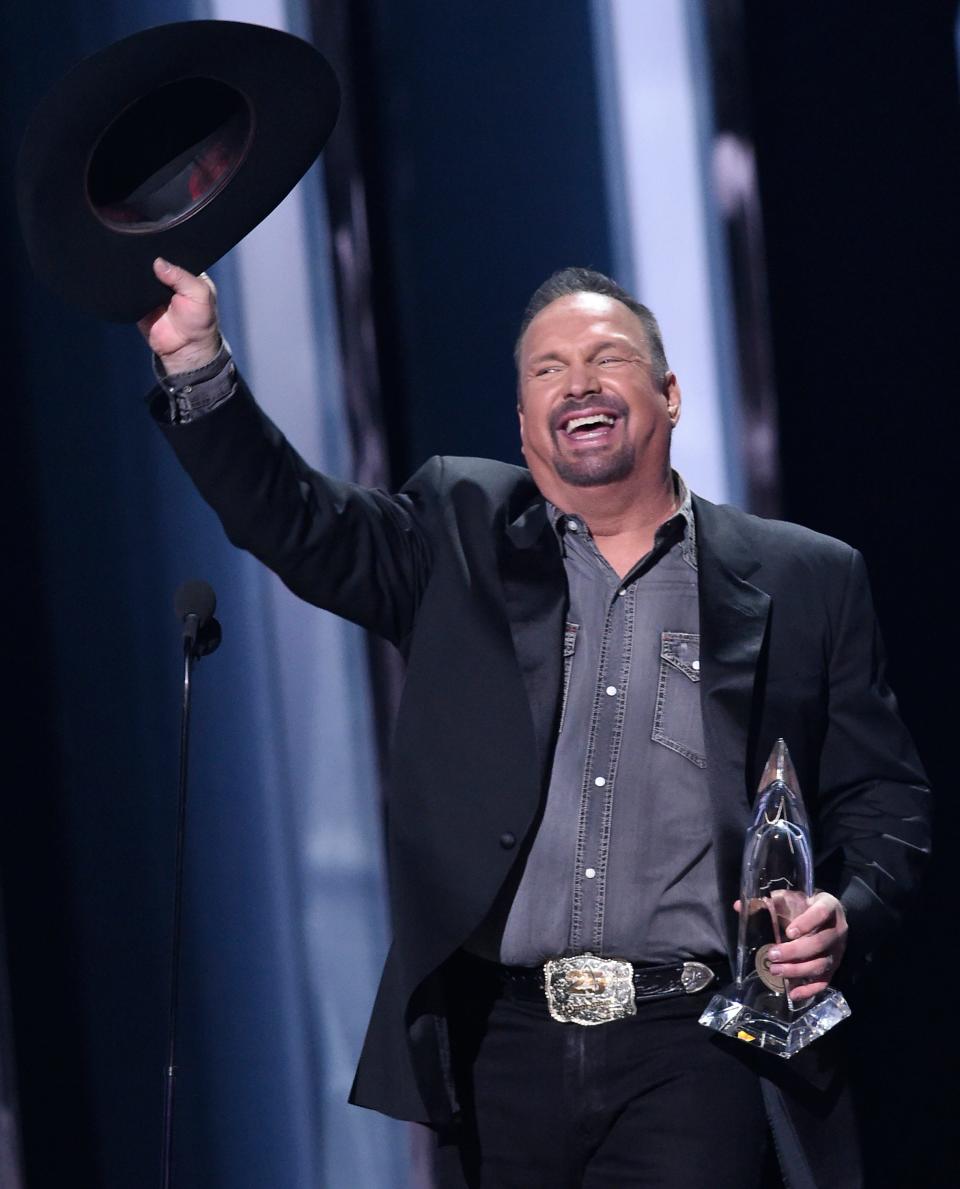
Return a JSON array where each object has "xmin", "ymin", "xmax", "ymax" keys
[{"xmin": 567, "ymin": 360, "xmax": 601, "ymax": 399}]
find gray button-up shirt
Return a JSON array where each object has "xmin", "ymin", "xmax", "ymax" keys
[{"xmin": 499, "ymin": 480, "xmax": 729, "ymax": 966}]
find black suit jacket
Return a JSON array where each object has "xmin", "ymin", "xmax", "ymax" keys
[{"xmin": 158, "ymin": 381, "xmax": 930, "ymax": 1188}]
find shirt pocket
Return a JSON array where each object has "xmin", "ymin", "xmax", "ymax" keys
[
  {"xmin": 651, "ymin": 631, "xmax": 706, "ymax": 768},
  {"xmin": 558, "ymin": 621, "xmax": 579, "ymax": 735}
]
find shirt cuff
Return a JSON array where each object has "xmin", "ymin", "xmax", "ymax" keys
[{"xmin": 152, "ymin": 338, "xmax": 237, "ymax": 424}]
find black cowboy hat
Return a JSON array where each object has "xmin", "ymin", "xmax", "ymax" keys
[{"xmin": 16, "ymin": 20, "xmax": 340, "ymax": 322}]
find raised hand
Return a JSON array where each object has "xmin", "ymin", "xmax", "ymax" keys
[{"xmin": 137, "ymin": 257, "xmax": 221, "ymax": 377}]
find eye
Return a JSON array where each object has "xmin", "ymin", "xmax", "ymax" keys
[
  {"xmin": 598, "ymin": 355, "xmax": 625, "ymax": 366},
  {"xmin": 535, "ymin": 364, "xmax": 562, "ymax": 376}
]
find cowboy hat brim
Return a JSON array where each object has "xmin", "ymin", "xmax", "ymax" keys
[{"xmin": 17, "ymin": 20, "xmax": 340, "ymax": 322}]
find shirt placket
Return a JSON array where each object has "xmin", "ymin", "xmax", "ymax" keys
[{"xmin": 568, "ymin": 579, "xmax": 635, "ymax": 956}]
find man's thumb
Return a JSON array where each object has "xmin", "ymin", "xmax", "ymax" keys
[{"xmin": 153, "ymin": 257, "xmax": 210, "ymax": 302}]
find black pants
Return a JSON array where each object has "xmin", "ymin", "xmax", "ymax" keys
[{"xmin": 436, "ymin": 958, "xmax": 770, "ymax": 1189}]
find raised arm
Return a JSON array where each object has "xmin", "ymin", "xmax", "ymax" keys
[{"xmin": 139, "ymin": 260, "xmax": 434, "ymax": 646}]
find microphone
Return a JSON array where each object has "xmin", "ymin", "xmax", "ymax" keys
[
  {"xmin": 173, "ymin": 580, "xmax": 218, "ymax": 654},
  {"xmin": 162, "ymin": 579, "xmax": 222, "ymax": 1189}
]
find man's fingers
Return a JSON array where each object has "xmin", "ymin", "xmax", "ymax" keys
[
  {"xmin": 784, "ymin": 948, "xmax": 837, "ymax": 1000},
  {"xmin": 770, "ymin": 952, "xmax": 835, "ymax": 979},
  {"xmin": 784, "ymin": 903, "xmax": 833, "ymax": 940},
  {"xmin": 153, "ymin": 257, "xmax": 216, "ymax": 302},
  {"xmin": 136, "ymin": 305, "xmax": 165, "ymax": 339},
  {"xmin": 733, "ymin": 891, "xmax": 847, "ymax": 997},
  {"xmin": 153, "ymin": 256, "xmax": 192, "ymax": 290},
  {"xmin": 767, "ymin": 929, "xmax": 839, "ymax": 964},
  {"xmin": 788, "ymin": 979, "xmax": 830, "ymax": 1001},
  {"xmin": 783, "ymin": 891, "xmax": 844, "ymax": 939}
]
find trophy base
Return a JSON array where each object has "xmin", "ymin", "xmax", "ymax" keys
[{"xmin": 698, "ymin": 986, "xmax": 850, "ymax": 1058}]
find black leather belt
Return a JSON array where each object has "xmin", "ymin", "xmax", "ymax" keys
[{"xmin": 493, "ymin": 953, "xmax": 727, "ymax": 1025}]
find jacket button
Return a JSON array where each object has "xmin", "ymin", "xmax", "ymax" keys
[{"xmin": 499, "ymin": 832, "xmax": 516, "ymax": 850}]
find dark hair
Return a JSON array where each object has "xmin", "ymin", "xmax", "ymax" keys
[{"xmin": 514, "ymin": 266, "xmax": 668, "ymax": 383}]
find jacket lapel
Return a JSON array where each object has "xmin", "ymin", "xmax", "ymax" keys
[
  {"xmin": 694, "ymin": 495, "xmax": 772, "ymax": 952},
  {"xmin": 498, "ymin": 497, "xmax": 567, "ymax": 790}
]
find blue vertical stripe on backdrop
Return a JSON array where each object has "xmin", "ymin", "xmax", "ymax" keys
[
  {"xmin": 591, "ymin": 0, "xmax": 744, "ymax": 507},
  {"xmin": 682, "ymin": 0, "xmax": 748, "ymax": 510},
  {"xmin": 177, "ymin": 0, "xmax": 411, "ymax": 1185}
]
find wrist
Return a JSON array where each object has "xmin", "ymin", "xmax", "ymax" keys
[{"xmin": 158, "ymin": 335, "xmax": 222, "ymax": 379}]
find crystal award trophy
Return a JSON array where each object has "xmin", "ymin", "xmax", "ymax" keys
[{"xmin": 699, "ymin": 738, "xmax": 850, "ymax": 1057}]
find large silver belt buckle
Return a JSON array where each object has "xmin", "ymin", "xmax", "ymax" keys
[{"xmin": 543, "ymin": 952, "xmax": 636, "ymax": 1025}]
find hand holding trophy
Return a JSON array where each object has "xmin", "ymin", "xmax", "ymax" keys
[{"xmin": 699, "ymin": 738, "xmax": 851, "ymax": 1057}]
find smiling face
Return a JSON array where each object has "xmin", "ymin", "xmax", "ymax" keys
[{"xmin": 517, "ymin": 292, "xmax": 681, "ymax": 505}]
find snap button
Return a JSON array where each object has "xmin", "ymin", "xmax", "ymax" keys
[{"xmin": 499, "ymin": 832, "xmax": 516, "ymax": 850}]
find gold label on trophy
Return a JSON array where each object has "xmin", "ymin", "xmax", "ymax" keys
[{"xmin": 755, "ymin": 944, "xmax": 785, "ymax": 993}]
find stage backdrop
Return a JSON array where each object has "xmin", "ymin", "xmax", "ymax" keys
[{"xmin": 3, "ymin": 3, "xmax": 955, "ymax": 1188}]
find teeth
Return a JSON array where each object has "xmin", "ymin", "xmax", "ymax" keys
[{"xmin": 566, "ymin": 414, "xmax": 615, "ymax": 431}]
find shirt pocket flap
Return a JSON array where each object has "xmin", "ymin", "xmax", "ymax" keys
[{"xmin": 660, "ymin": 631, "xmax": 700, "ymax": 681}]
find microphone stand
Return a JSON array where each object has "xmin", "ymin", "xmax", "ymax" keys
[{"xmin": 160, "ymin": 606, "xmax": 220, "ymax": 1189}]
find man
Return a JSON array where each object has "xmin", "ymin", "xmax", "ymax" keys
[{"xmin": 141, "ymin": 259, "xmax": 930, "ymax": 1188}]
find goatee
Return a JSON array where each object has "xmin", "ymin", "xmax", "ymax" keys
[{"xmin": 552, "ymin": 443, "xmax": 636, "ymax": 487}]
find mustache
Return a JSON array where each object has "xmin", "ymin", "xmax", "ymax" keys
[{"xmin": 550, "ymin": 394, "xmax": 629, "ymax": 432}]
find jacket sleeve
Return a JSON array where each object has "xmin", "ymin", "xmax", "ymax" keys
[
  {"xmin": 152, "ymin": 375, "xmax": 436, "ymax": 647},
  {"xmin": 815, "ymin": 547, "xmax": 931, "ymax": 973}
]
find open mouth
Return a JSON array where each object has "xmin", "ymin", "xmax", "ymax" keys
[{"xmin": 557, "ymin": 410, "xmax": 620, "ymax": 441}]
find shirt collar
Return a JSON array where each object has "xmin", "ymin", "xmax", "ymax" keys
[{"xmin": 547, "ymin": 471, "xmax": 697, "ymax": 564}]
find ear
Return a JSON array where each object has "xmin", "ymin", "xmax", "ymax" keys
[{"xmin": 664, "ymin": 372, "xmax": 682, "ymax": 427}]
